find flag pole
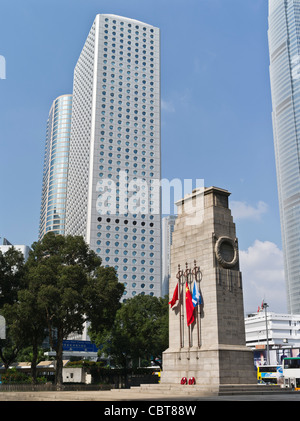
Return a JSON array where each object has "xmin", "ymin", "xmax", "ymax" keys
[
  {"xmin": 193, "ymin": 260, "xmax": 202, "ymax": 348},
  {"xmin": 176, "ymin": 265, "xmax": 183, "ymax": 348},
  {"xmin": 185, "ymin": 262, "xmax": 192, "ymax": 348}
]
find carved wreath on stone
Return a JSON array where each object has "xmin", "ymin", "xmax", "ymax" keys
[{"xmin": 215, "ymin": 236, "xmax": 239, "ymax": 268}]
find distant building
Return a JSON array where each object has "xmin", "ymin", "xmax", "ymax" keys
[
  {"xmin": 245, "ymin": 311, "xmax": 300, "ymax": 365},
  {"xmin": 65, "ymin": 14, "xmax": 161, "ymax": 299},
  {"xmin": 0, "ymin": 238, "xmax": 30, "ymax": 262}
]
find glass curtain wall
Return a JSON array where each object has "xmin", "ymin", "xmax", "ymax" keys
[
  {"xmin": 268, "ymin": 0, "xmax": 300, "ymax": 313},
  {"xmin": 39, "ymin": 94, "xmax": 72, "ymax": 239}
]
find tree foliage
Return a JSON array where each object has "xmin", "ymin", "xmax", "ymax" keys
[
  {"xmin": 0, "ymin": 233, "xmax": 124, "ymax": 388},
  {"xmin": 0, "ymin": 247, "xmax": 26, "ymax": 307},
  {"xmin": 91, "ymin": 294, "xmax": 169, "ymax": 369},
  {"xmin": 0, "ymin": 247, "xmax": 27, "ymax": 369},
  {"xmin": 1, "ymin": 288, "xmax": 47, "ymax": 381}
]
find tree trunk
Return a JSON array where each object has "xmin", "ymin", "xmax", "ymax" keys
[
  {"xmin": 55, "ymin": 328, "xmax": 64, "ymax": 390},
  {"xmin": 31, "ymin": 338, "xmax": 38, "ymax": 384}
]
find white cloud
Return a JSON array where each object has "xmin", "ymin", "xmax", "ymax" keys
[
  {"xmin": 161, "ymin": 89, "xmax": 192, "ymax": 113},
  {"xmin": 239, "ymin": 240, "xmax": 287, "ymax": 314},
  {"xmin": 231, "ymin": 200, "xmax": 268, "ymax": 220},
  {"xmin": 161, "ymin": 99, "xmax": 175, "ymax": 113}
]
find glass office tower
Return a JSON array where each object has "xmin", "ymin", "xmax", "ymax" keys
[
  {"xmin": 268, "ymin": 0, "xmax": 300, "ymax": 313},
  {"xmin": 65, "ymin": 15, "xmax": 161, "ymax": 299},
  {"xmin": 39, "ymin": 94, "xmax": 72, "ymax": 239}
]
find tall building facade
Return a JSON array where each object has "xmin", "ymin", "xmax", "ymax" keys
[
  {"xmin": 161, "ymin": 215, "xmax": 176, "ymax": 297},
  {"xmin": 65, "ymin": 14, "xmax": 161, "ymax": 300},
  {"xmin": 39, "ymin": 94, "xmax": 72, "ymax": 239},
  {"xmin": 268, "ymin": 0, "xmax": 300, "ymax": 313}
]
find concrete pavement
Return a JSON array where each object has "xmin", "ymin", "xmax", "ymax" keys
[{"xmin": 1, "ymin": 387, "xmax": 300, "ymax": 401}]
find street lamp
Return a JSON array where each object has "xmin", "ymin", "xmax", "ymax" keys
[{"xmin": 262, "ymin": 302, "xmax": 270, "ymax": 365}]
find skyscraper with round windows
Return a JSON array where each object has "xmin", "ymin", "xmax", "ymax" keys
[
  {"xmin": 39, "ymin": 94, "xmax": 72, "ymax": 240},
  {"xmin": 65, "ymin": 15, "xmax": 161, "ymax": 300},
  {"xmin": 268, "ymin": 0, "xmax": 300, "ymax": 313}
]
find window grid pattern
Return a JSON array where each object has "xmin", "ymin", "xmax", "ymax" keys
[
  {"xmin": 65, "ymin": 21, "xmax": 97, "ymax": 237},
  {"xmin": 66, "ymin": 14, "xmax": 161, "ymax": 299}
]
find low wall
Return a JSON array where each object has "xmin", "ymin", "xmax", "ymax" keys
[{"xmin": 0, "ymin": 373, "xmax": 159, "ymax": 391}]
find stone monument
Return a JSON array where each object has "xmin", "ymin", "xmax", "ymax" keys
[{"xmin": 160, "ymin": 186, "xmax": 257, "ymax": 387}]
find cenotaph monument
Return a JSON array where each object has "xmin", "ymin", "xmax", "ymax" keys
[{"xmin": 160, "ymin": 186, "xmax": 257, "ymax": 387}]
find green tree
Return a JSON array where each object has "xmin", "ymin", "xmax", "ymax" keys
[
  {"xmin": 0, "ymin": 247, "xmax": 26, "ymax": 307},
  {"xmin": 17, "ymin": 346, "xmax": 45, "ymax": 365},
  {"xmin": 92, "ymin": 295, "xmax": 169, "ymax": 371},
  {"xmin": 1, "ymin": 288, "xmax": 47, "ymax": 383},
  {"xmin": 0, "ymin": 247, "xmax": 27, "ymax": 369},
  {"xmin": 85, "ymin": 266, "xmax": 125, "ymax": 334},
  {"xmin": 25, "ymin": 232, "xmax": 124, "ymax": 388},
  {"xmin": 0, "ymin": 334, "xmax": 22, "ymax": 370}
]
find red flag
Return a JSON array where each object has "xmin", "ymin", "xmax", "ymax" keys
[
  {"xmin": 169, "ymin": 283, "xmax": 179, "ymax": 308},
  {"xmin": 185, "ymin": 282, "xmax": 194, "ymax": 326}
]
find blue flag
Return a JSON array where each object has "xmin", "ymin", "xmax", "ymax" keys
[{"xmin": 192, "ymin": 281, "xmax": 201, "ymax": 307}]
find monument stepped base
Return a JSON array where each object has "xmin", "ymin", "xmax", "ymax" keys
[{"xmin": 113, "ymin": 383, "xmax": 293, "ymax": 397}]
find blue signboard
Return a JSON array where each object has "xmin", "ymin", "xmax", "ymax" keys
[{"xmin": 62, "ymin": 340, "xmax": 98, "ymax": 353}]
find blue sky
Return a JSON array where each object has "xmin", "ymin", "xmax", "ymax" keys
[{"xmin": 0, "ymin": 0, "xmax": 287, "ymax": 313}]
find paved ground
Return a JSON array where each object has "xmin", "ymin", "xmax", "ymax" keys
[{"xmin": 1, "ymin": 389, "xmax": 300, "ymax": 401}]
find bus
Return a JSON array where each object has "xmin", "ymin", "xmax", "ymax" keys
[
  {"xmin": 257, "ymin": 365, "xmax": 283, "ymax": 385},
  {"xmin": 282, "ymin": 357, "xmax": 300, "ymax": 390}
]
